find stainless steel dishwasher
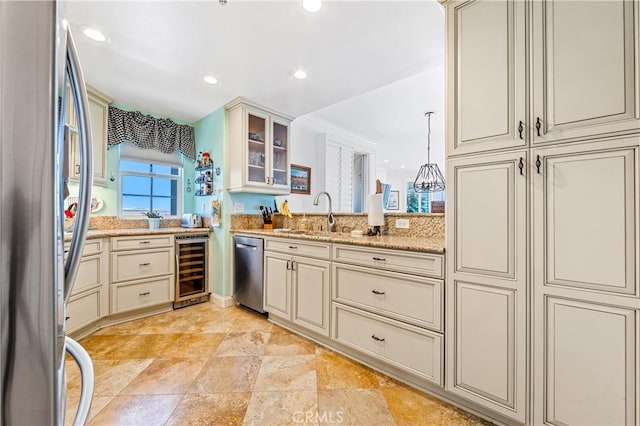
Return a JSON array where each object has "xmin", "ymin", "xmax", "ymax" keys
[{"xmin": 233, "ymin": 235, "xmax": 265, "ymax": 313}]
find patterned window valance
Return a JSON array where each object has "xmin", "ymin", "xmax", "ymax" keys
[{"xmin": 107, "ymin": 106, "xmax": 196, "ymax": 160}]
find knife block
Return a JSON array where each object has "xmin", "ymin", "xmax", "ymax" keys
[{"xmin": 263, "ymin": 223, "xmax": 273, "ymax": 229}]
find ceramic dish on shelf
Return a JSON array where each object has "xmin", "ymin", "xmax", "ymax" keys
[{"xmin": 90, "ymin": 196, "xmax": 104, "ymax": 213}]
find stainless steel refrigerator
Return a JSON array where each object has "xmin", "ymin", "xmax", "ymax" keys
[{"xmin": 1, "ymin": 1, "xmax": 95, "ymax": 424}]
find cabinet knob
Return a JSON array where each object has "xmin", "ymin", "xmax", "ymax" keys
[
  {"xmin": 518, "ymin": 157, "xmax": 524, "ymax": 175},
  {"xmin": 535, "ymin": 117, "xmax": 542, "ymax": 137},
  {"xmin": 536, "ymin": 155, "xmax": 542, "ymax": 174}
]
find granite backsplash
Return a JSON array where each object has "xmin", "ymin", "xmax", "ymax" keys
[{"xmin": 231, "ymin": 213, "xmax": 444, "ymax": 239}]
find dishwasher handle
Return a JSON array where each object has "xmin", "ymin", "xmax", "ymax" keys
[{"xmin": 235, "ymin": 243, "xmax": 257, "ymax": 250}]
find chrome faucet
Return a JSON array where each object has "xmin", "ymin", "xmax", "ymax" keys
[{"xmin": 313, "ymin": 191, "xmax": 336, "ymax": 233}]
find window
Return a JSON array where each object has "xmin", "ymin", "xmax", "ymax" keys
[
  {"xmin": 406, "ymin": 181, "xmax": 430, "ymax": 213},
  {"xmin": 118, "ymin": 144, "xmax": 183, "ymax": 217}
]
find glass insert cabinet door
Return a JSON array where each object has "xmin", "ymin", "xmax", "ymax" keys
[
  {"xmin": 247, "ymin": 112, "xmax": 267, "ymax": 184},
  {"xmin": 271, "ymin": 119, "xmax": 289, "ymax": 186}
]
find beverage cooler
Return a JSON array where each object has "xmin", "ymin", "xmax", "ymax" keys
[{"xmin": 174, "ymin": 234, "xmax": 210, "ymax": 308}]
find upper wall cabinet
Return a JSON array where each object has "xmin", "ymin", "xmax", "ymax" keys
[
  {"xmin": 226, "ymin": 97, "xmax": 293, "ymax": 195},
  {"xmin": 532, "ymin": 0, "xmax": 640, "ymax": 145},
  {"xmin": 448, "ymin": 0, "xmax": 640, "ymax": 157},
  {"xmin": 447, "ymin": 0, "xmax": 527, "ymax": 156},
  {"xmin": 68, "ymin": 85, "xmax": 112, "ymax": 187}
]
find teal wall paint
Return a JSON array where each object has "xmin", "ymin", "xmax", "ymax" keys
[
  {"xmin": 194, "ymin": 107, "xmax": 274, "ymax": 298},
  {"xmin": 68, "ymin": 103, "xmax": 195, "ymax": 216}
]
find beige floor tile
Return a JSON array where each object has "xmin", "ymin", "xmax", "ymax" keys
[
  {"xmin": 317, "ymin": 389, "xmax": 395, "ymax": 426},
  {"xmin": 67, "ymin": 359, "xmax": 154, "ymax": 398},
  {"xmin": 115, "ymin": 333, "xmax": 182, "ymax": 359},
  {"xmin": 230, "ymin": 314, "xmax": 274, "ymax": 333},
  {"xmin": 135, "ymin": 314, "xmax": 194, "ymax": 334},
  {"xmin": 78, "ymin": 335, "xmax": 137, "ymax": 359},
  {"xmin": 188, "ymin": 356, "xmax": 262, "ymax": 393},
  {"xmin": 243, "ymin": 390, "xmax": 318, "ymax": 426},
  {"xmin": 119, "ymin": 357, "xmax": 207, "ymax": 395},
  {"xmin": 179, "ymin": 316, "xmax": 236, "ymax": 333},
  {"xmin": 376, "ymin": 372, "xmax": 402, "ymax": 388},
  {"xmin": 65, "ymin": 395, "xmax": 113, "ymax": 425},
  {"xmin": 253, "ymin": 355, "xmax": 317, "ymax": 391},
  {"xmin": 215, "ymin": 332, "xmax": 270, "ymax": 357},
  {"xmin": 265, "ymin": 331, "xmax": 317, "ymax": 356},
  {"xmin": 165, "ymin": 392, "xmax": 251, "ymax": 426},
  {"xmin": 88, "ymin": 394, "xmax": 182, "ymax": 426},
  {"xmin": 160, "ymin": 333, "xmax": 225, "ymax": 358},
  {"xmin": 92, "ymin": 318, "xmax": 146, "ymax": 336},
  {"xmin": 316, "ymin": 352, "xmax": 379, "ymax": 390},
  {"xmin": 382, "ymin": 386, "xmax": 491, "ymax": 426}
]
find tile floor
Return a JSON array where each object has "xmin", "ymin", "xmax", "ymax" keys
[{"xmin": 66, "ymin": 302, "xmax": 491, "ymax": 425}]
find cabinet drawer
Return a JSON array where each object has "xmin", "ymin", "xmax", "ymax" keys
[
  {"xmin": 333, "ymin": 263, "xmax": 443, "ymax": 332},
  {"xmin": 111, "ymin": 248, "xmax": 174, "ymax": 283},
  {"xmin": 333, "ymin": 244, "xmax": 443, "ymax": 278},
  {"xmin": 111, "ymin": 276, "xmax": 173, "ymax": 314},
  {"xmin": 65, "ymin": 238, "xmax": 103, "ymax": 257},
  {"xmin": 265, "ymin": 238, "xmax": 331, "ymax": 259},
  {"xmin": 71, "ymin": 254, "xmax": 103, "ymax": 294},
  {"xmin": 332, "ymin": 303, "xmax": 443, "ymax": 386},
  {"xmin": 111, "ymin": 234, "xmax": 173, "ymax": 251},
  {"xmin": 66, "ymin": 289, "xmax": 101, "ymax": 332}
]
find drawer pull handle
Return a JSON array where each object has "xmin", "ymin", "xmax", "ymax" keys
[
  {"xmin": 372, "ymin": 257, "xmax": 386, "ymax": 262},
  {"xmin": 139, "ymin": 291, "xmax": 150, "ymax": 296},
  {"xmin": 288, "ymin": 246, "xmax": 298, "ymax": 249},
  {"xmin": 139, "ymin": 241, "xmax": 151, "ymax": 245},
  {"xmin": 139, "ymin": 262, "xmax": 151, "ymax": 267},
  {"xmin": 371, "ymin": 290, "xmax": 386, "ymax": 295},
  {"xmin": 65, "ymin": 316, "xmax": 70, "ymax": 321},
  {"xmin": 371, "ymin": 335, "xmax": 385, "ymax": 342}
]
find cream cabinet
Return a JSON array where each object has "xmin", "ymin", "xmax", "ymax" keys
[
  {"xmin": 226, "ymin": 97, "xmax": 293, "ymax": 195},
  {"xmin": 447, "ymin": 0, "xmax": 640, "ymax": 157},
  {"xmin": 264, "ymin": 238, "xmax": 331, "ymax": 336},
  {"xmin": 65, "ymin": 239, "xmax": 108, "ymax": 335},
  {"xmin": 446, "ymin": 0, "xmax": 527, "ymax": 156},
  {"xmin": 531, "ymin": 0, "xmax": 640, "ymax": 145},
  {"xmin": 445, "ymin": 151, "xmax": 528, "ymax": 423},
  {"xmin": 331, "ymin": 243, "xmax": 445, "ymax": 387},
  {"xmin": 532, "ymin": 137, "xmax": 640, "ymax": 425},
  {"xmin": 109, "ymin": 234, "xmax": 175, "ymax": 314},
  {"xmin": 68, "ymin": 85, "xmax": 112, "ymax": 186}
]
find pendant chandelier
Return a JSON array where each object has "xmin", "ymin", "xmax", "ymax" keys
[{"xmin": 413, "ymin": 111, "xmax": 445, "ymax": 193}]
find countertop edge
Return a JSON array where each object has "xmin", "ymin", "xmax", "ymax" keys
[
  {"xmin": 65, "ymin": 227, "xmax": 210, "ymax": 242},
  {"xmin": 231, "ymin": 229, "xmax": 445, "ymax": 255}
]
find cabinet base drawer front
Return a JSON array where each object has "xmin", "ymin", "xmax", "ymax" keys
[
  {"xmin": 333, "ymin": 263, "xmax": 442, "ymax": 331},
  {"xmin": 111, "ymin": 235, "xmax": 173, "ymax": 251},
  {"xmin": 265, "ymin": 238, "xmax": 331, "ymax": 259},
  {"xmin": 333, "ymin": 244, "xmax": 443, "ymax": 278},
  {"xmin": 111, "ymin": 276, "xmax": 173, "ymax": 314},
  {"xmin": 332, "ymin": 303, "xmax": 442, "ymax": 386},
  {"xmin": 72, "ymin": 255, "xmax": 103, "ymax": 294},
  {"xmin": 65, "ymin": 239, "xmax": 103, "ymax": 258},
  {"xmin": 67, "ymin": 289, "xmax": 101, "ymax": 332},
  {"xmin": 111, "ymin": 248, "xmax": 174, "ymax": 282}
]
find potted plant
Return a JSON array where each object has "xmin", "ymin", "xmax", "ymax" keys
[{"xmin": 142, "ymin": 210, "xmax": 163, "ymax": 229}]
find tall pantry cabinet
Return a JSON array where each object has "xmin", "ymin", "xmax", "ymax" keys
[{"xmin": 443, "ymin": 0, "xmax": 640, "ymax": 425}]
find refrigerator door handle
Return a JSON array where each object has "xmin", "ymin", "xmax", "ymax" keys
[
  {"xmin": 65, "ymin": 337, "xmax": 94, "ymax": 426},
  {"xmin": 63, "ymin": 28, "xmax": 94, "ymax": 302}
]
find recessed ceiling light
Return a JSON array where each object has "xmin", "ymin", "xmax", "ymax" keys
[
  {"xmin": 400, "ymin": 165, "xmax": 406, "ymax": 169},
  {"xmin": 383, "ymin": 159, "xmax": 389, "ymax": 163},
  {"xmin": 303, "ymin": 0, "xmax": 322, "ymax": 13},
  {"xmin": 203, "ymin": 75, "xmax": 218, "ymax": 85},
  {"xmin": 293, "ymin": 70, "xmax": 308, "ymax": 79},
  {"xmin": 82, "ymin": 26, "xmax": 107, "ymax": 42}
]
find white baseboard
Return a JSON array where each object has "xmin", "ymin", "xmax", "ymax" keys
[{"xmin": 211, "ymin": 293, "xmax": 235, "ymax": 308}]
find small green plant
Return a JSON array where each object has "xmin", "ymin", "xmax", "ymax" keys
[{"xmin": 142, "ymin": 210, "xmax": 163, "ymax": 219}]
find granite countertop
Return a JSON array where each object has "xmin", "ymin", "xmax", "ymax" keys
[
  {"xmin": 64, "ymin": 227, "xmax": 210, "ymax": 242},
  {"xmin": 232, "ymin": 229, "xmax": 445, "ymax": 254}
]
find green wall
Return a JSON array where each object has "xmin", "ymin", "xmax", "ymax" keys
[{"xmin": 193, "ymin": 107, "xmax": 274, "ymax": 298}]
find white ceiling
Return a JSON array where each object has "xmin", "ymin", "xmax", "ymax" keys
[{"xmin": 65, "ymin": 0, "xmax": 445, "ymax": 170}]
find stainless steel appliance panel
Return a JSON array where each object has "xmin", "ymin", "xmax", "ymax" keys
[{"xmin": 233, "ymin": 236, "xmax": 265, "ymax": 313}]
